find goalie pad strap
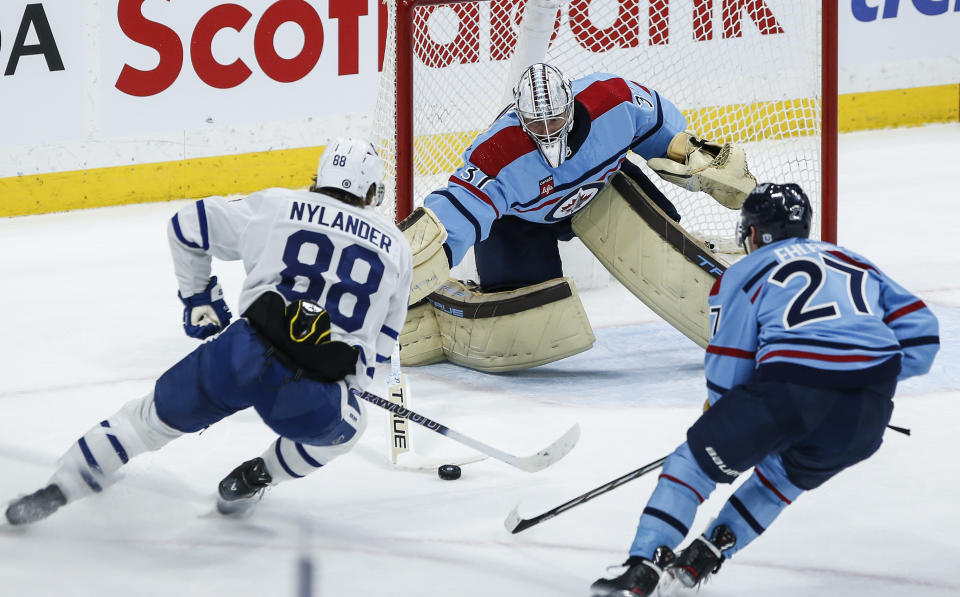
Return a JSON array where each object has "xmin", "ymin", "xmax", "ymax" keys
[{"xmin": 428, "ymin": 282, "xmax": 572, "ymax": 319}]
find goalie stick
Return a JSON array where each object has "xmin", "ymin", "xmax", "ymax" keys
[
  {"xmin": 504, "ymin": 455, "xmax": 668, "ymax": 533},
  {"xmin": 385, "ymin": 348, "xmax": 489, "ymax": 470},
  {"xmin": 351, "ymin": 388, "xmax": 580, "ymax": 473}
]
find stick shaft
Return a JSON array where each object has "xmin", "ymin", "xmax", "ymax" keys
[{"xmin": 509, "ymin": 456, "xmax": 668, "ymax": 533}]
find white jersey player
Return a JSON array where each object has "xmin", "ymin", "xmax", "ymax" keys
[{"xmin": 5, "ymin": 138, "xmax": 412, "ymax": 525}]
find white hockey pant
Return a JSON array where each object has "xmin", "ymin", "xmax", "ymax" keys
[{"xmin": 49, "ymin": 393, "xmax": 183, "ymax": 502}]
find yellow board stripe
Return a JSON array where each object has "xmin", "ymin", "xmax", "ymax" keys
[
  {"xmin": 0, "ymin": 146, "xmax": 324, "ymax": 218},
  {"xmin": 2, "ymin": 84, "xmax": 958, "ymax": 218},
  {"xmin": 838, "ymin": 84, "xmax": 959, "ymax": 132}
]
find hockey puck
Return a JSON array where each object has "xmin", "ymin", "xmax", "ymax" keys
[{"xmin": 437, "ymin": 464, "xmax": 462, "ymax": 480}]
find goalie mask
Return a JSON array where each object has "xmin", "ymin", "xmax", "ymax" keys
[
  {"xmin": 737, "ymin": 182, "xmax": 812, "ymax": 252},
  {"xmin": 514, "ymin": 63, "xmax": 574, "ymax": 168},
  {"xmin": 316, "ymin": 137, "xmax": 386, "ymax": 207}
]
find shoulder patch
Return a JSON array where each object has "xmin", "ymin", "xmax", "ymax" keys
[
  {"xmin": 576, "ymin": 77, "xmax": 633, "ymax": 121},
  {"xmin": 468, "ymin": 126, "xmax": 537, "ymax": 178}
]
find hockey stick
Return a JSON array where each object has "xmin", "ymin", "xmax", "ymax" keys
[
  {"xmin": 351, "ymin": 388, "xmax": 580, "ymax": 473},
  {"xmin": 384, "ymin": 348, "xmax": 490, "ymax": 470},
  {"xmin": 504, "ymin": 455, "xmax": 668, "ymax": 533}
]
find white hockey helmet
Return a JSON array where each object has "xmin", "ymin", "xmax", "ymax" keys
[
  {"xmin": 514, "ymin": 63, "xmax": 575, "ymax": 168},
  {"xmin": 315, "ymin": 137, "xmax": 386, "ymax": 207}
]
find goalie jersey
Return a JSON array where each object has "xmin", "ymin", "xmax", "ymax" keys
[
  {"xmin": 167, "ymin": 188, "xmax": 413, "ymax": 387},
  {"xmin": 706, "ymin": 238, "xmax": 940, "ymax": 405},
  {"xmin": 423, "ymin": 72, "xmax": 687, "ymax": 266}
]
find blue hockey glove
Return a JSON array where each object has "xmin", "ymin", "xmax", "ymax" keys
[{"xmin": 179, "ymin": 276, "xmax": 232, "ymax": 339}]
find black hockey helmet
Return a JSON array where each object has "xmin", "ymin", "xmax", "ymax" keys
[{"xmin": 737, "ymin": 182, "xmax": 812, "ymax": 250}]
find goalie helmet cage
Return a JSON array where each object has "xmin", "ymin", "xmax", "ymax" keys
[{"xmin": 372, "ymin": 0, "xmax": 838, "ymax": 248}]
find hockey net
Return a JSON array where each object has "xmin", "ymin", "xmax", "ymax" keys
[{"xmin": 371, "ymin": 0, "xmax": 835, "ymax": 253}]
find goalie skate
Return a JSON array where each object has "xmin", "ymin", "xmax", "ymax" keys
[{"xmin": 216, "ymin": 457, "xmax": 272, "ymax": 517}]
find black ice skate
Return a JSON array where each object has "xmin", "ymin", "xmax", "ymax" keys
[
  {"xmin": 590, "ymin": 546, "xmax": 676, "ymax": 597},
  {"xmin": 5, "ymin": 484, "xmax": 68, "ymax": 526},
  {"xmin": 669, "ymin": 525, "xmax": 736, "ymax": 589},
  {"xmin": 216, "ymin": 457, "xmax": 272, "ymax": 517}
]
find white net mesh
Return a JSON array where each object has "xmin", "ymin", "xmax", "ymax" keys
[{"xmin": 371, "ymin": 0, "xmax": 823, "ymax": 251}]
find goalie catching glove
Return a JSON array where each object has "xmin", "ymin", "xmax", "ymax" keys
[{"xmin": 647, "ymin": 131, "xmax": 757, "ymax": 209}]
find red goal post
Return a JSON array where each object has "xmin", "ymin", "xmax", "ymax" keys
[{"xmin": 372, "ymin": 0, "xmax": 837, "ymax": 249}]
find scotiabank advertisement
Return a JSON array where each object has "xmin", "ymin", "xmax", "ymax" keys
[
  {"xmin": 100, "ymin": 0, "xmax": 382, "ymax": 135},
  {"xmin": 1, "ymin": 0, "xmax": 958, "ymax": 178},
  {"xmin": 1, "ymin": 1, "xmax": 85, "ymax": 148}
]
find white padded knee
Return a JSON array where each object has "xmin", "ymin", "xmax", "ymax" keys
[{"xmin": 50, "ymin": 393, "xmax": 183, "ymax": 501}]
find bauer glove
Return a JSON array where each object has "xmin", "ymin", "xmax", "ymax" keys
[{"xmin": 179, "ymin": 276, "xmax": 232, "ymax": 339}]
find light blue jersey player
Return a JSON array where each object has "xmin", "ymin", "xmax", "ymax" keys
[
  {"xmin": 5, "ymin": 138, "xmax": 413, "ymax": 525},
  {"xmin": 591, "ymin": 183, "xmax": 940, "ymax": 596},
  {"xmin": 424, "ymin": 64, "xmax": 688, "ymax": 290}
]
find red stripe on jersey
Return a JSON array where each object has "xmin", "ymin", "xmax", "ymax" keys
[
  {"xmin": 750, "ymin": 284, "xmax": 762, "ymax": 303},
  {"xmin": 577, "ymin": 77, "xmax": 633, "ymax": 121},
  {"xmin": 709, "ymin": 274, "xmax": 724, "ymax": 296},
  {"xmin": 706, "ymin": 345, "xmax": 756, "ymax": 359},
  {"xmin": 467, "ymin": 126, "xmax": 536, "ymax": 178},
  {"xmin": 754, "ymin": 468, "xmax": 792, "ymax": 504},
  {"xmin": 449, "ymin": 176, "xmax": 500, "ymax": 218},
  {"xmin": 826, "ymin": 250, "xmax": 877, "ymax": 271},
  {"xmin": 884, "ymin": 300, "xmax": 926, "ymax": 324},
  {"xmin": 758, "ymin": 350, "xmax": 878, "ymax": 363},
  {"xmin": 659, "ymin": 474, "xmax": 705, "ymax": 503}
]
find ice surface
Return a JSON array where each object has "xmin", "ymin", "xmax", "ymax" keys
[{"xmin": 1, "ymin": 124, "xmax": 958, "ymax": 596}]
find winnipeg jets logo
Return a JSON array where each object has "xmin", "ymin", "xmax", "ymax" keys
[
  {"xmin": 634, "ymin": 94, "xmax": 653, "ymax": 109},
  {"xmin": 545, "ymin": 182, "xmax": 605, "ymax": 221}
]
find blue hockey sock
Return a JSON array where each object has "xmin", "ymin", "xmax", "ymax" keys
[
  {"xmin": 629, "ymin": 443, "xmax": 717, "ymax": 559},
  {"xmin": 709, "ymin": 454, "xmax": 804, "ymax": 558}
]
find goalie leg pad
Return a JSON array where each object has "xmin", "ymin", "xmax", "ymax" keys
[
  {"xmin": 427, "ymin": 278, "xmax": 595, "ymax": 372},
  {"xmin": 571, "ymin": 173, "xmax": 731, "ymax": 348},
  {"xmin": 398, "ymin": 207, "xmax": 451, "ymax": 304},
  {"xmin": 399, "ymin": 299, "xmax": 446, "ymax": 367}
]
